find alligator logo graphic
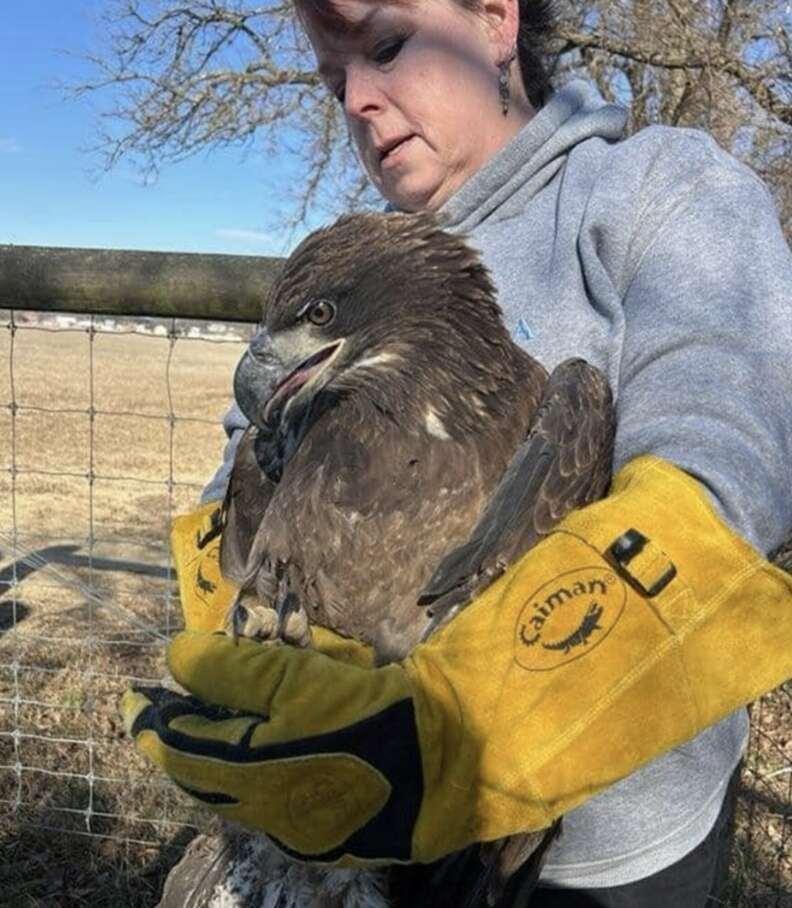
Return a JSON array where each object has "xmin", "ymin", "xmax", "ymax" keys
[
  {"xmin": 540, "ymin": 603, "xmax": 604, "ymax": 655},
  {"xmin": 196, "ymin": 562, "xmax": 218, "ymax": 596},
  {"xmin": 189, "ymin": 543, "xmax": 223, "ymax": 608}
]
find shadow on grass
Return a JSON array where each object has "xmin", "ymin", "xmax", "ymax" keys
[
  {"xmin": 723, "ymin": 829, "xmax": 792, "ymax": 908},
  {"xmin": 738, "ymin": 783, "xmax": 792, "ymax": 825},
  {"xmin": 0, "ymin": 543, "xmax": 172, "ymax": 591},
  {"xmin": 0, "ymin": 599, "xmax": 30, "ymax": 636},
  {"xmin": 0, "ymin": 545, "xmax": 83, "ymax": 596},
  {"xmin": 0, "ymin": 540, "xmax": 172, "ymax": 642}
]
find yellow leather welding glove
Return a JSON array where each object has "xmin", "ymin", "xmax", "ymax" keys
[
  {"xmin": 123, "ymin": 455, "xmax": 792, "ymax": 866},
  {"xmin": 170, "ymin": 501, "xmax": 239, "ymax": 632}
]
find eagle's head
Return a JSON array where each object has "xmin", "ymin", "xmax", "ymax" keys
[{"xmin": 235, "ymin": 212, "xmax": 515, "ymax": 444}]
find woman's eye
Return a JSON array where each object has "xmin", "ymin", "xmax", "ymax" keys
[
  {"xmin": 330, "ymin": 35, "xmax": 408, "ymax": 104},
  {"xmin": 373, "ymin": 36, "xmax": 406, "ymax": 65}
]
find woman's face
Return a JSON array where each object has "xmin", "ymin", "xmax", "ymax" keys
[{"xmin": 304, "ymin": 0, "xmax": 530, "ymax": 212}]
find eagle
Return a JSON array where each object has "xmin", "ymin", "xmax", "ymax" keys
[{"xmin": 170, "ymin": 213, "xmax": 614, "ymax": 908}]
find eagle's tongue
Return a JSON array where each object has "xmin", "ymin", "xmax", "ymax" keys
[
  {"xmin": 264, "ymin": 362, "xmax": 321, "ymax": 423},
  {"xmin": 263, "ymin": 343, "xmax": 339, "ymax": 425}
]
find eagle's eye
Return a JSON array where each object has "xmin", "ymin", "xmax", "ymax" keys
[{"xmin": 308, "ymin": 300, "xmax": 336, "ymax": 326}]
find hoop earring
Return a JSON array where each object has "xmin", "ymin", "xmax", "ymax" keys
[{"xmin": 498, "ymin": 49, "xmax": 516, "ymax": 116}]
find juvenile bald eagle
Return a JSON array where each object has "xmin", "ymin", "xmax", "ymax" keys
[
  {"xmin": 211, "ymin": 213, "xmax": 613, "ymax": 908},
  {"xmin": 223, "ymin": 214, "xmax": 613, "ymax": 657}
]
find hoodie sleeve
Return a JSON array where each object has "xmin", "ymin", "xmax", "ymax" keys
[
  {"xmin": 200, "ymin": 401, "xmax": 250, "ymax": 504},
  {"xmin": 613, "ymin": 151, "xmax": 792, "ymax": 554}
]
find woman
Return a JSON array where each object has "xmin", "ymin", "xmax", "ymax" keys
[{"xmin": 129, "ymin": 1, "xmax": 792, "ymax": 906}]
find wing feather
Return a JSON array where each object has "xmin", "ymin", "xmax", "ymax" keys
[
  {"xmin": 219, "ymin": 427, "xmax": 277, "ymax": 585},
  {"xmin": 419, "ymin": 358, "xmax": 614, "ymax": 632}
]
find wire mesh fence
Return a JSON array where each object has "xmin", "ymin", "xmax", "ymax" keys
[
  {"xmin": 0, "ymin": 280, "xmax": 790, "ymax": 905},
  {"xmin": 0, "ymin": 304, "xmax": 253, "ymax": 904}
]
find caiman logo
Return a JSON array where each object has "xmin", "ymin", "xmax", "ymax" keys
[
  {"xmin": 192, "ymin": 543, "xmax": 222, "ymax": 605},
  {"xmin": 514, "ymin": 566, "xmax": 626, "ymax": 671},
  {"xmin": 179, "ymin": 536, "xmax": 240, "ymax": 632}
]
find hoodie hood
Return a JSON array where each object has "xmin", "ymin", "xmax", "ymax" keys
[{"xmin": 440, "ymin": 80, "xmax": 627, "ymax": 233}]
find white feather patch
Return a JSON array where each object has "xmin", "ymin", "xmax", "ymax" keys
[
  {"xmin": 424, "ymin": 407, "xmax": 450, "ymax": 440},
  {"xmin": 207, "ymin": 834, "xmax": 390, "ymax": 908},
  {"xmin": 470, "ymin": 395, "xmax": 489, "ymax": 417},
  {"xmin": 350, "ymin": 351, "xmax": 401, "ymax": 372}
]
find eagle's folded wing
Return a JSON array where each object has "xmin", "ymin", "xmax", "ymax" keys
[{"xmin": 419, "ymin": 358, "xmax": 614, "ymax": 634}]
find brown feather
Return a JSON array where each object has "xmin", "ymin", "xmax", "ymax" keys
[{"xmin": 220, "ymin": 427, "xmax": 277, "ymax": 584}]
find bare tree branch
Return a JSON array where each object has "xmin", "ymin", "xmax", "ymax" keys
[{"xmin": 555, "ymin": 26, "xmax": 792, "ymax": 125}]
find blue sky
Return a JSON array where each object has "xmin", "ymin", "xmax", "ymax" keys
[{"xmin": 0, "ymin": 1, "xmax": 315, "ymax": 256}]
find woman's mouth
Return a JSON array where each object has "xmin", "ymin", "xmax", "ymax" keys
[{"xmin": 380, "ymin": 135, "xmax": 416, "ymax": 167}]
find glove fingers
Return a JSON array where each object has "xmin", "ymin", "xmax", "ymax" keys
[
  {"xmin": 122, "ymin": 685, "xmax": 263, "ymax": 749},
  {"xmin": 165, "ymin": 631, "xmax": 420, "ymax": 763},
  {"xmin": 167, "ymin": 632, "xmax": 313, "ymax": 715},
  {"xmin": 122, "ymin": 685, "xmax": 285, "ymax": 809},
  {"xmin": 121, "ymin": 685, "xmax": 393, "ymax": 856},
  {"xmin": 310, "ymin": 626, "xmax": 376, "ymax": 668},
  {"xmin": 167, "ymin": 632, "xmax": 397, "ymax": 737}
]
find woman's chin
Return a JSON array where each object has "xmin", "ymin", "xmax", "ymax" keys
[{"xmin": 381, "ymin": 175, "xmax": 451, "ymax": 213}]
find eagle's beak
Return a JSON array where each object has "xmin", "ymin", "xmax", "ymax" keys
[
  {"xmin": 234, "ymin": 328, "xmax": 286, "ymax": 428},
  {"xmin": 235, "ymin": 326, "xmax": 344, "ymax": 429}
]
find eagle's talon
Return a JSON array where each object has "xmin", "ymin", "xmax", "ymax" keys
[
  {"xmin": 281, "ymin": 605, "xmax": 312, "ymax": 648},
  {"xmin": 273, "ymin": 570, "xmax": 291, "ymax": 638},
  {"xmin": 225, "ymin": 597, "xmax": 280, "ymax": 642},
  {"xmin": 230, "ymin": 601, "xmax": 248, "ymax": 644},
  {"xmin": 225, "ymin": 592, "xmax": 311, "ymax": 647}
]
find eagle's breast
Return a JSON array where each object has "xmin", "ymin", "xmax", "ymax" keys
[{"xmin": 255, "ymin": 389, "xmax": 533, "ymax": 660}]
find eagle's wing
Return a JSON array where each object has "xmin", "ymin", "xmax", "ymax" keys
[
  {"xmin": 410, "ymin": 358, "xmax": 612, "ymax": 908},
  {"xmin": 219, "ymin": 426, "xmax": 278, "ymax": 586},
  {"xmin": 419, "ymin": 358, "xmax": 614, "ymax": 634}
]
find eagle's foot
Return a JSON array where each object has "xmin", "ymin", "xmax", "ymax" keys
[
  {"xmin": 278, "ymin": 601, "xmax": 312, "ymax": 647},
  {"xmin": 226, "ymin": 592, "xmax": 312, "ymax": 648}
]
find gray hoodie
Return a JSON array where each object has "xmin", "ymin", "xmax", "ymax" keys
[{"xmin": 204, "ymin": 81, "xmax": 792, "ymax": 887}]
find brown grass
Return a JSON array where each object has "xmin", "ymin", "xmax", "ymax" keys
[{"xmin": 0, "ymin": 318, "xmax": 790, "ymax": 907}]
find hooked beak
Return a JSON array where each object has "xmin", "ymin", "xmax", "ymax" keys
[
  {"xmin": 234, "ymin": 325, "xmax": 344, "ymax": 429},
  {"xmin": 233, "ymin": 328, "xmax": 286, "ymax": 428},
  {"xmin": 261, "ymin": 340, "xmax": 342, "ymax": 425}
]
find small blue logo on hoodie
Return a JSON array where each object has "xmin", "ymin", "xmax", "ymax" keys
[{"xmin": 517, "ymin": 318, "xmax": 534, "ymax": 341}]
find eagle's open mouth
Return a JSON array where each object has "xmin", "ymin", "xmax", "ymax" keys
[{"xmin": 264, "ymin": 341, "xmax": 341, "ymax": 424}]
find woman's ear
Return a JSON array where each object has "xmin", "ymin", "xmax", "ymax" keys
[{"xmin": 480, "ymin": 0, "xmax": 520, "ymax": 62}]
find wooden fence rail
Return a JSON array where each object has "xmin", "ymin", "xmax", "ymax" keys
[{"xmin": 0, "ymin": 244, "xmax": 284, "ymax": 322}]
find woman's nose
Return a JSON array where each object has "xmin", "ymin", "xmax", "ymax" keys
[{"xmin": 343, "ymin": 65, "xmax": 383, "ymax": 120}]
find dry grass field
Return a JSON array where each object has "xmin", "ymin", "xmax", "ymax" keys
[{"xmin": 0, "ymin": 315, "xmax": 790, "ymax": 906}]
